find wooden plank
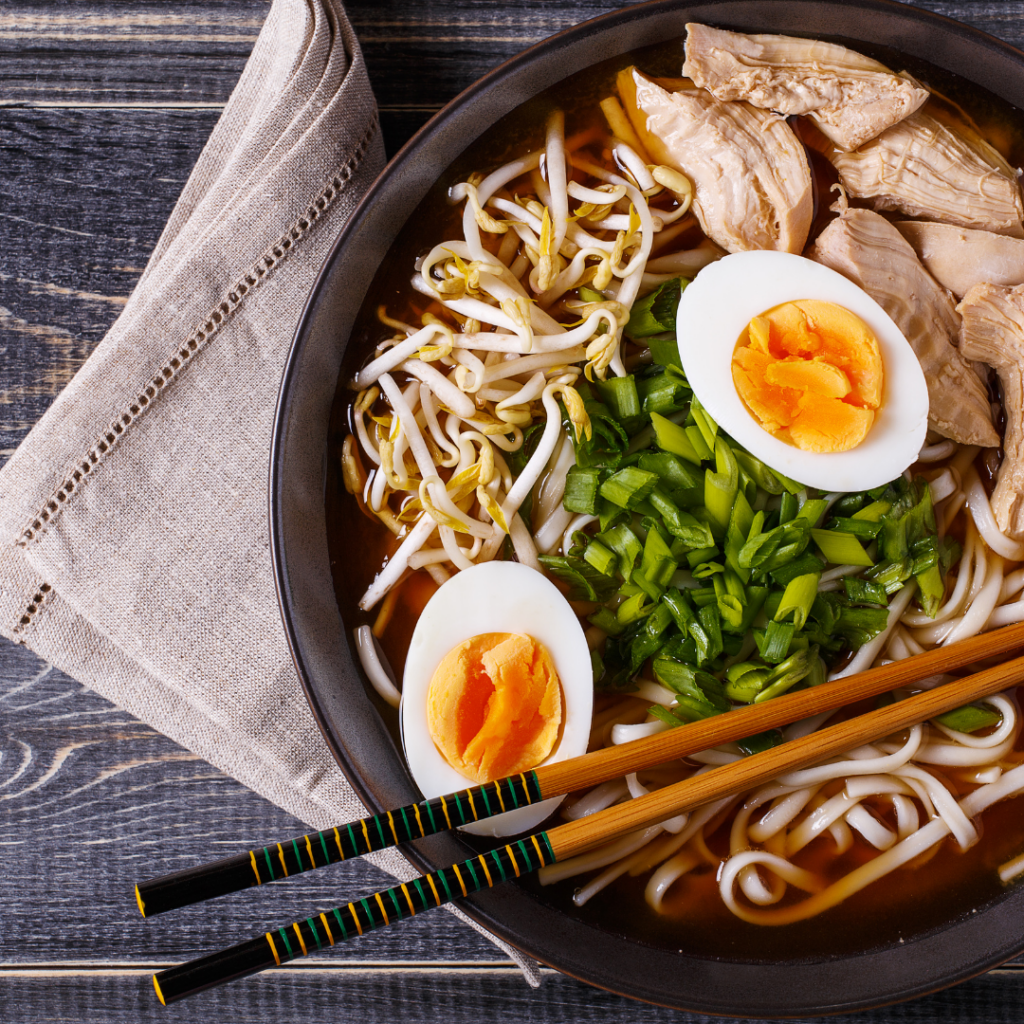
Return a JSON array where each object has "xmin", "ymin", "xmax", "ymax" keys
[
  {"xmin": 0, "ymin": 654, "xmax": 499, "ymax": 964},
  {"xmin": 4, "ymin": 965, "xmax": 1024, "ymax": 1023}
]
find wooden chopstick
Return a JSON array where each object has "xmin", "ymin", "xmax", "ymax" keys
[
  {"xmin": 150, "ymin": 649, "xmax": 1024, "ymax": 1004},
  {"xmin": 135, "ymin": 619, "xmax": 1024, "ymax": 918}
]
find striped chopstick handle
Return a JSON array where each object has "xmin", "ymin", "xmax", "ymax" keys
[
  {"xmin": 151, "ymin": 832, "xmax": 556, "ymax": 1004},
  {"xmin": 136, "ymin": 771, "xmax": 543, "ymax": 916}
]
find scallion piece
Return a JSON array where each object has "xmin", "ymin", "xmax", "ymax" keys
[
  {"xmin": 598, "ymin": 522, "xmax": 643, "ymax": 580},
  {"xmin": 828, "ymin": 516, "xmax": 883, "ymax": 540},
  {"xmin": 759, "ymin": 619, "xmax": 795, "ymax": 663},
  {"xmin": 616, "ymin": 591, "xmax": 651, "ymax": 627},
  {"xmin": 650, "ymin": 411, "xmax": 702, "ymax": 464},
  {"xmin": 705, "ymin": 436, "xmax": 740, "ymax": 533},
  {"xmin": 685, "ymin": 424, "xmax": 714, "ymax": 461},
  {"xmin": 593, "ymin": 375, "xmax": 643, "ymax": 433},
  {"xmin": 795, "ymin": 498, "xmax": 829, "ymax": 528},
  {"xmin": 583, "ymin": 538, "xmax": 618, "ymax": 577},
  {"xmin": 852, "ymin": 499, "xmax": 891, "ymax": 522},
  {"xmin": 599, "ymin": 466, "xmax": 660, "ymax": 509},
  {"xmin": 587, "ymin": 607, "xmax": 623, "ymax": 636},
  {"xmin": 563, "ymin": 466, "xmax": 602, "ymax": 515},
  {"xmin": 649, "ymin": 336, "xmax": 683, "ymax": 370},
  {"xmin": 754, "ymin": 646, "xmax": 821, "ymax": 702},
  {"xmin": 690, "ymin": 397, "xmax": 719, "ymax": 454},
  {"xmin": 638, "ymin": 451, "xmax": 701, "ymax": 492},
  {"xmin": 810, "ymin": 528, "xmax": 874, "ymax": 567},
  {"xmin": 774, "ymin": 572, "xmax": 821, "ymax": 630},
  {"xmin": 934, "ymin": 703, "xmax": 1002, "ymax": 734},
  {"xmin": 736, "ymin": 729, "xmax": 784, "ymax": 755},
  {"xmin": 844, "ymin": 577, "xmax": 888, "ymax": 607},
  {"xmin": 625, "ymin": 277, "xmax": 686, "ymax": 339}
]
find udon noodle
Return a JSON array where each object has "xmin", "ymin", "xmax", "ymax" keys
[{"xmin": 340, "ymin": 36, "xmax": 1024, "ymax": 933}]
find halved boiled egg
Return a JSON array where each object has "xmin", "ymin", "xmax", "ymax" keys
[
  {"xmin": 677, "ymin": 251, "xmax": 929, "ymax": 491},
  {"xmin": 401, "ymin": 561, "xmax": 592, "ymax": 837}
]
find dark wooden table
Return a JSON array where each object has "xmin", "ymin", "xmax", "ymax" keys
[{"xmin": 5, "ymin": 2, "xmax": 1024, "ymax": 1020}]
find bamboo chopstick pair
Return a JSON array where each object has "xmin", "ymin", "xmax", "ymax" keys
[{"xmin": 139, "ymin": 621, "xmax": 1024, "ymax": 1004}]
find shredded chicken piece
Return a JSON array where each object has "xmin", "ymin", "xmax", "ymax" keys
[
  {"xmin": 897, "ymin": 221, "xmax": 1024, "ymax": 298},
  {"xmin": 810, "ymin": 207, "xmax": 998, "ymax": 447},
  {"xmin": 959, "ymin": 283, "xmax": 1024, "ymax": 537},
  {"xmin": 830, "ymin": 110, "xmax": 1024, "ymax": 236},
  {"xmin": 683, "ymin": 23, "xmax": 928, "ymax": 151},
  {"xmin": 617, "ymin": 66, "xmax": 812, "ymax": 254}
]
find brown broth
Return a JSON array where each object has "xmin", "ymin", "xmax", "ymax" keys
[{"xmin": 325, "ymin": 33, "xmax": 1024, "ymax": 959}]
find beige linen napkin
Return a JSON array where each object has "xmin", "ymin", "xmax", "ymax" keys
[{"xmin": 0, "ymin": 0, "xmax": 540, "ymax": 984}]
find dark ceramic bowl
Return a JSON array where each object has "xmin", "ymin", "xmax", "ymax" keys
[{"xmin": 271, "ymin": 1, "xmax": 1024, "ymax": 1014}]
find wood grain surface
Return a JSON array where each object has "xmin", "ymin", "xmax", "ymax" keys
[{"xmin": 4, "ymin": 2, "xmax": 1024, "ymax": 1022}]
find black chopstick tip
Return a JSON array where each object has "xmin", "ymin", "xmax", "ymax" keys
[
  {"xmin": 136, "ymin": 884, "xmax": 147, "ymax": 918},
  {"xmin": 152, "ymin": 974, "xmax": 166, "ymax": 1006}
]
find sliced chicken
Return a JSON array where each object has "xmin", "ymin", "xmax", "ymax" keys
[
  {"xmin": 959, "ymin": 283, "xmax": 1024, "ymax": 537},
  {"xmin": 896, "ymin": 221, "xmax": 1024, "ymax": 298},
  {"xmin": 809, "ymin": 207, "xmax": 998, "ymax": 447},
  {"xmin": 830, "ymin": 111, "xmax": 1024, "ymax": 236},
  {"xmin": 683, "ymin": 23, "xmax": 928, "ymax": 151},
  {"xmin": 617, "ymin": 66, "xmax": 812, "ymax": 254}
]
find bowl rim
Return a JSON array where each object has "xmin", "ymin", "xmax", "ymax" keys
[{"xmin": 271, "ymin": 0, "xmax": 1024, "ymax": 1014}]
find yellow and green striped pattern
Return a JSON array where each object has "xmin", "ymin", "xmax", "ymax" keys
[
  {"xmin": 248, "ymin": 772, "xmax": 543, "ymax": 884},
  {"xmin": 151, "ymin": 829, "xmax": 556, "ymax": 1004},
  {"xmin": 264, "ymin": 831, "xmax": 556, "ymax": 965}
]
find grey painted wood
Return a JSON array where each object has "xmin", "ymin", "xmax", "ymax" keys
[{"xmin": 3, "ymin": 1, "xmax": 1024, "ymax": 1021}]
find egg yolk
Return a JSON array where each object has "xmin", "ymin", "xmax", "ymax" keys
[
  {"xmin": 426, "ymin": 633, "xmax": 564, "ymax": 783},
  {"xmin": 731, "ymin": 299, "xmax": 883, "ymax": 453}
]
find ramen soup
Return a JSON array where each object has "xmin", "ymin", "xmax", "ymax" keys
[{"xmin": 327, "ymin": 26, "xmax": 1024, "ymax": 959}]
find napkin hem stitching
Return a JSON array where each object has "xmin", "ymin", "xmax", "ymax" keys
[
  {"xmin": 15, "ymin": 114, "xmax": 379, "ymax": 551},
  {"xmin": 10, "ymin": 578, "xmax": 53, "ymax": 640}
]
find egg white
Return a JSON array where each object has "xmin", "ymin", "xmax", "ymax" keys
[
  {"xmin": 401, "ymin": 560, "xmax": 592, "ymax": 837},
  {"xmin": 676, "ymin": 251, "xmax": 929, "ymax": 492}
]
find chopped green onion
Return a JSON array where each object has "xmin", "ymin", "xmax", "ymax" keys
[
  {"xmin": 705, "ymin": 436, "xmax": 740, "ymax": 533},
  {"xmin": 598, "ymin": 522, "xmax": 643, "ymax": 580},
  {"xmin": 724, "ymin": 662, "xmax": 771, "ymax": 702},
  {"xmin": 935, "ymin": 703, "xmax": 1002, "ymax": 734},
  {"xmin": 587, "ymin": 607, "xmax": 623, "ymax": 636},
  {"xmin": 865, "ymin": 557, "xmax": 913, "ymax": 594},
  {"xmin": 775, "ymin": 572, "xmax": 821, "ymax": 630},
  {"xmin": 685, "ymin": 424, "xmax": 714, "ymax": 461},
  {"xmin": 638, "ymin": 451, "xmax": 701, "ymax": 492},
  {"xmin": 844, "ymin": 577, "xmax": 888, "ymax": 607},
  {"xmin": 779, "ymin": 491, "xmax": 799, "ymax": 524},
  {"xmin": 834, "ymin": 605, "xmax": 890, "ymax": 646},
  {"xmin": 638, "ymin": 365, "xmax": 689, "ymax": 416},
  {"xmin": 625, "ymin": 277, "xmax": 686, "ymax": 339},
  {"xmin": 770, "ymin": 552, "xmax": 825, "ymax": 587},
  {"xmin": 650, "ymin": 411, "xmax": 702, "ymax": 464},
  {"xmin": 649, "ymin": 336, "xmax": 683, "ymax": 370},
  {"xmin": 600, "ymin": 466, "xmax": 660, "ymax": 509},
  {"xmin": 759, "ymin": 619, "xmax": 795, "ymax": 663},
  {"xmin": 811, "ymin": 528, "xmax": 874, "ymax": 567},
  {"xmin": 653, "ymin": 659, "xmax": 730, "ymax": 711},
  {"xmin": 828, "ymin": 516, "xmax": 883, "ymax": 540},
  {"xmin": 736, "ymin": 729, "xmax": 784, "ymax": 755},
  {"xmin": 617, "ymin": 591, "xmax": 652, "ymax": 627},
  {"xmin": 583, "ymin": 538, "xmax": 618, "ymax": 577},
  {"xmin": 754, "ymin": 646, "xmax": 821, "ymax": 702},
  {"xmin": 795, "ymin": 498, "xmax": 829, "ymax": 528},
  {"xmin": 740, "ymin": 520, "xmax": 812, "ymax": 572},
  {"xmin": 538, "ymin": 555, "xmax": 618, "ymax": 601},
  {"xmin": 690, "ymin": 397, "xmax": 719, "ymax": 454},
  {"xmin": 593, "ymin": 375, "xmax": 643, "ymax": 433},
  {"xmin": 852, "ymin": 499, "xmax": 891, "ymax": 522},
  {"xmin": 563, "ymin": 466, "xmax": 602, "ymax": 515}
]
